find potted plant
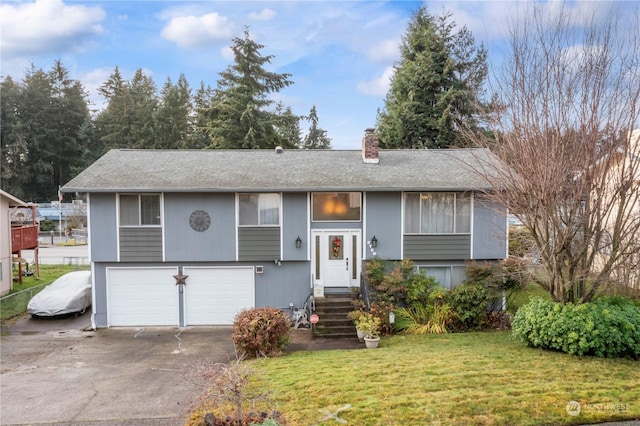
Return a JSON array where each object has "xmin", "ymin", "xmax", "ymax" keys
[
  {"xmin": 353, "ymin": 312, "xmax": 381, "ymax": 349},
  {"xmin": 347, "ymin": 310, "xmax": 366, "ymax": 341}
]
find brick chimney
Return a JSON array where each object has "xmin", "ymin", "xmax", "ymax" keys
[{"xmin": 362, "ymin": 128, "xmax": 379, "ymax": 164}]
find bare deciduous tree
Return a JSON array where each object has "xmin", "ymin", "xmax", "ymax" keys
[{"xmin": 463, "ymin": 2, "xmax": 640, "ymax": 303}]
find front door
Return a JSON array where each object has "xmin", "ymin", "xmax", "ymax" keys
[{"xmin": 311, "ymin": 230, "xmax": 361, "ymax": 297}]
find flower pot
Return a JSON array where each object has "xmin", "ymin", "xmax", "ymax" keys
[
  {"xmin": 364, "ymin": 336, "xmax": 380, "ymax": 349},
  {"xmin": 356, "ymin": 328, "xmax": 365, "ymax": 342}
]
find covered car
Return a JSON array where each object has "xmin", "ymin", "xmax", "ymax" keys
[{"xmin": 27, "ymin": 270, "xmax": 92, "ymax": 316}]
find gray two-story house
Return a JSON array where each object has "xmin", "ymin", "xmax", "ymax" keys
[{"xmin": 62, "ymin": 130, "xmax": 507, "ymax": 328}]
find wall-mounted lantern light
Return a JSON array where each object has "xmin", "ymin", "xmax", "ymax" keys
[
  {"xmin": 371, "ymin": 235, "xmax": 378, "ymax": 248},
  {"xmin": 295, "ymin": 236, "xmax": 302, "ymax": 248}
]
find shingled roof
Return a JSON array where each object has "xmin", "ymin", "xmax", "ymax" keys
[{"xmin": 62, "ymin": 148, "xmax": 503, "ymax": 193}]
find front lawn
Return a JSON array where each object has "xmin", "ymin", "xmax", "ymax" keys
[{"xmin": 191, "ymin": 331, "xmax": 639, "ymax": 425}]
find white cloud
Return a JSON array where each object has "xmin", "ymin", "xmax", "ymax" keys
[
  {"xmin": 161, "ymin": 12, "xmax": 234, "ymax": 48},
  {"xmin": 357, "ymin": 66, "xmax": 394, "ymax": 96},
  {"xmin": 366, "ymin": 38, "xmax": 400, "ymax": 63},
  {"xmin": 0, "ymin": 0, "xmax": 104, "ymax": 57},
  {"xmin": 249, "ymin": 8, "xmax": 276, "ymax": 22}
]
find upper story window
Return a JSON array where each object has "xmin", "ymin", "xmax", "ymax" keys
[
  {"xmin": 312, "ymin": 192, "xmax": 361, "ymax": 222},
  {"xmin": 119, "ymin": 194, "xmax": 161, "ymax": 226},
  {"xmin": 238, "ymin": 193, "xmax": 280, "ymax": 226},
  {"xmin": 404, "ymin": 192, "xmax": 470, "ymax": 234}
]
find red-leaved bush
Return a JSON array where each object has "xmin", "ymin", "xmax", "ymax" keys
[{"xmin": 232, "ymin": 307, "xmax": 291, "ymax": 358}]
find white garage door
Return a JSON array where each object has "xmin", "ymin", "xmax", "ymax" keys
[
  {"xmin": 107, "ymin": 267, "xmax": 179, "ymax": 326},
  {"xmin": 184, "ymin": 267, "xmax": 254, "ymax": 325}
]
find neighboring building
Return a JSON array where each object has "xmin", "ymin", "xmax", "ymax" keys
[
  {"xmin": 593, "ymin": 129, "xmax": 640, "ymax": 289},
  {"xmin": 1, "ymin": 190, "xmax": 39, "ymax": 295},
  {"xmin": 37, "ymin": 201, "xmax": 87, "ymax": 231},
  {"xmin": 62, "ymin": 130, "xmax": 508, "ymax": 328}
]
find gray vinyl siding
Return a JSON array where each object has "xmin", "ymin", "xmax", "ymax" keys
[
  {"xmin": 403, "ymin": 234, "xmax": 471, "ymax": 260},
  {"xmin": 282, "ymin": 193, "xmax": 308, "ymax": 260},
  {"xmin": 365, "ymin": 192, "xmax": 402, "ymax": 259},
  {"xmin": 473, "ymin": 198, "xmax": 507, "ymax": 260},
  {"xmin": 238, "ymin": 227, "xmax": 280, "ymax": 261},
  {"xmin": 254, "ymin": 261, "xmax": 310, "ymax": 308},
  {"xmin": 164, "ymin": 193, "xmax": 236, "ymax": 261},
  {"xmin": 119, "ymin": 227, "xmax": 163, "ymax": 261},
  {"xmin": 89, "ymin": 193, "xmax": 118, "ymax": 261}
]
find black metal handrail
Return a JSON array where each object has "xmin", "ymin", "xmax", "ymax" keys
[{"xmin": 359, "ymin": 273, "xmax": 371, "ymax": 311}]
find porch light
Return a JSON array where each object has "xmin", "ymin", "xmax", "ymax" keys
[
  {"xmin": 295, "ymin": 236, "xmax": 302, "ymax": 248},
  {"xmin": 371, "ymin": 235, "xmax": 378, "ymax": 248}
]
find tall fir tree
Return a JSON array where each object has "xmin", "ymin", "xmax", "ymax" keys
[
  {"xmin": 204, "ymin": 28, "xmax": 295, "ymax": 149},
  {"xmin": 48, "ymin": 60, "xmax": 91, "ymax": 198},
  {"xmin": 154, "ymin": 74, "xmax": 192, "ymax": 149},
  {"xmin": 376, "ymin": 8, "xmax": 488, "ymax": 149},
  {"xmin": 128, "ymin": 69, "xmax": 158, "ymax": 148},
  {"xmin": 94, "ymin": 66, "xmax": 130, "ymax": 153},
  {"xmin": 95, "ymin": 67, "xmax": 158, "ymax": 150},
  {"xmin": 189, "ymin": 81, "xmax": 214, "ymax": 149},
  {"xmin": 1, "ymin": 62, "xmax": 90, "ymax": 201},
  {"xmin": 301, "ymin": 105, "xmax": 332, "ymax": 149},
  {"xmin": 0, "ymin": 76, "xmax": 30, "ymax": 199},
  {"xmin": 275, "ymin": 104, "xmax": 302, "ymax": 148}
]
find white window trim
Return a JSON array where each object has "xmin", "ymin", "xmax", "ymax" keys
[
  {"xmin": 311, "ymin": 192, "xmax": 362, "ymax": 223},
  {"xmin": 403, "ymin": 192, "xmax": 472, "ymax": 235},
  {"xmin": 117, "ymin": 193, "xmax": 163, "ymax": 228},
  {"xmin": 236, "ymin": 193, "xmax": 282, "ymax": 227}
]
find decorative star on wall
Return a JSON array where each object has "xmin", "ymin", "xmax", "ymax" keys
[{"xmin": 173, "ymin": 272, "xmax": 189, "ymax": 285}]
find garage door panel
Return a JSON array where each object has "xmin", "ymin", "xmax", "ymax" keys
[
  {"xmin": 108, "ymin": 267, "xmax": 179, "ymax": 326},
  {"xmin": 184, "ymin": 267, "xmax": 254, "ymax": 325}
]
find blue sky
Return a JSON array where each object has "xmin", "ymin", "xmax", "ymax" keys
[{"xmin": 0, "ymin": 1, "xmax": 633, "ymax": 149}]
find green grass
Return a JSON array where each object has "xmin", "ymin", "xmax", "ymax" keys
[
  {"xmin": 235, "ymin": 332, "xmax": 639, "ymax": 425},
  {"xmin": 507, "ymin": 282, "xmax": 550, "ymax": 313},
  {"xmin": 1, "ymin": 265, "xmax": 89, "ymax": 322}
]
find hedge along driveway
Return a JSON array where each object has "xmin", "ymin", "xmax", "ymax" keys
[{"xmin": 239, "ymin": 332, "xmax": 639, "ymax": 425}]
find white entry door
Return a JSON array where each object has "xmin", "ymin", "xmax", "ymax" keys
[{"xmin": 311, "ymin": 230, "xmax": 361, "ymax": 296}]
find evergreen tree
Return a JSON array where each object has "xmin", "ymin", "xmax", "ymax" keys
[
  {"xmin": 128, "ymin": 69, "xmax": 158, "ymax": 148},
  {"xmin": 94, "ymin": 66, "xmax": 130, "ymax": 152},
  {"xmin": 204, "ymin": 28, "xmax": 294, "ymax": 149},
  {"xmin": 1, "ymin": 61, "xmax": 90, "ymax": 201},
  {"xmin": 275, "ymin": 103, "xmax": 302, "ymax": 149},
  {"xmin": 376, "ymin": 8, "xmax": 488, "ymax": 149},
  {"xmin": 0, "ymin": 76, "xmax": 30, "ymax": 199},
  {"xmin": 48, "ymin": 60, "xmax": 91, "ymax": 198},
  {"xmin": 18, "ymin": 65, "xmax": 56, "ymax": 201},
  {"xmin": 188, "ymin": 81, "xmax": 214, "ymax": 149},
  {"xmin": 95, "ymin": 67, "xmax": 158, "ymax": 150},
  {"xmin": 301, "ymin": 105, "xmax": 332, "ymax": 149},
  {"xmin": 154, "ymin": 74, "xmax": 192, "ymax": 149}
]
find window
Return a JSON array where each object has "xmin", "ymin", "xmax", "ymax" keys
[
  {"xmin": 417, "ymin": 266, "xmax": 466, "ymax": 289},
  {"xmin": 119, "ymin": 194, "xmax": 161, "ymax": 226},
  {"xmin": 404, "ymin": 192, "xmax": 470, "ymax": 234},
  {"xmin": 238, "ymin": 193, "xmax": 280, "ymax": 226},
  {"xmin": 312, "ymin": 192, "xmax": 361, "ymax": 221}
]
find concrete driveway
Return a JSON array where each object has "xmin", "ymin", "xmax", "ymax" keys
[{"xmin": 1, "ymin": 314, "xmax": 236, "ymax": 425}]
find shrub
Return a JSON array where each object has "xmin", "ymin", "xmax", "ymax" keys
[
  {"xmin": 405, "ymin": 271, "xmax": 439, "ymax": 309},
  {"xmin": 393, "ymin": 303, "xmax": 457, "ymax": 335},
  {"xmin": 445, "ymin": 282, "xmax": 491, "ymax": 330},
  {"xmin": 512, "ymin": 297, "xmax": 640, "ymax": 358},
  {"xmin": 232, "ymin": 307, "xmax": 291, "ymax": 358},
  {"xmin": 466, "ymin": 259, "xmax": 528, "ymax": 312}
]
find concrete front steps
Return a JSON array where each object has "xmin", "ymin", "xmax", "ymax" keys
[{"xmin": 312, "ymin": 288, "xmax": 361, "ymax": 339}]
